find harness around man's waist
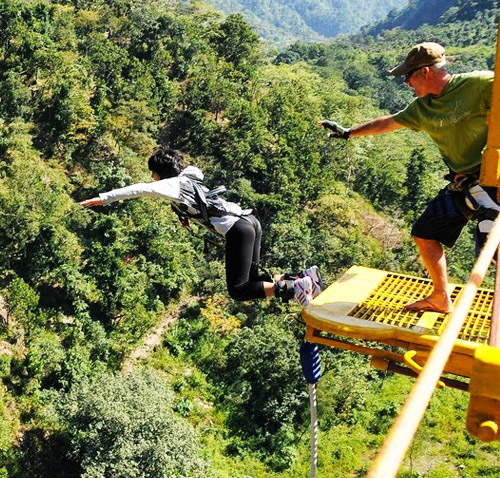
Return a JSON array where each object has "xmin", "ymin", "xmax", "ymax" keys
[{"xmin": 445, "ymin": 172, "xmax": 499, "ymax": 221}]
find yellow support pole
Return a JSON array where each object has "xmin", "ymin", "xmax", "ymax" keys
[
  {"xmin": 468, "ymin": 5, "xmax": 500, "ymax": 444},
  {"xmin": 479, "ymin": 16, "xmax": 500, "ymax": 188},
  {"xmin": 470, "ymin": 10, "xmax": 500, "ymax": 441},
  {"xmin": 466, "ymin": 345, "xmax": 500, "ymax": 441},
  {"xmin": 470, "ymin": 16, "xmax": 500, "ymax": 432}
]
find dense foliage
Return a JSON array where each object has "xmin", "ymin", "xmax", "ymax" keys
[{"xmin": 0, "ymin": 0, "xmax": 499, "ymax": 477}]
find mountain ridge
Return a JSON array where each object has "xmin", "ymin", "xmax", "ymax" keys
[
  {"xmin": 202, "ymin": 0, "xmax": 409, "ymax": 44},
  {"xmin": 366, "ymin": 0, "xmax": 499, "ymax": 36}
]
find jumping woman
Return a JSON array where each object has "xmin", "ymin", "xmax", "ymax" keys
[{"xmin": 80, "ymin": 147, "xmax": 324, "ymax": 306}]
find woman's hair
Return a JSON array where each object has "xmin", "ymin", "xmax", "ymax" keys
[{"xmin": 148, "ymin": 147, "xmax": 186, "ymax": 179}]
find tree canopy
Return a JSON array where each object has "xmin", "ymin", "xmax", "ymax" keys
[{"xmin": 0, "ymin": 0, "xmax": 499, "ymax": 476}]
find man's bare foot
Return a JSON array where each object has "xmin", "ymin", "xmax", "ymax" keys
[{"xmin": 404, "ymin": 293, "xmax": 452, "ymax": 313}]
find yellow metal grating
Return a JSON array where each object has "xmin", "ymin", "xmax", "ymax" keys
[
  {"xmin": 435, "ymin": 286, "xmax": 493, "ymax": 344},
  {"xmin": 348, "ymin": 272, "xmax": 493, "ymax": 344},
  {"xmin": 349, "ymin": 273, "xmax": 433, "ymax": 329}
]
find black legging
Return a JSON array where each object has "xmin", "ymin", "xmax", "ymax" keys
[{"xmin": 224, "ymin": 215, "xmax": 267, "ymax": 301}]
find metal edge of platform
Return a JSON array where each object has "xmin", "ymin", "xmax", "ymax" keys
[
  {"xmin": 306, "ymin": 325, "xmax": 476, "ymax": 378},
  {"xmin": 302, "ymin": 265, "xmax": 482, "ymax": 356}
]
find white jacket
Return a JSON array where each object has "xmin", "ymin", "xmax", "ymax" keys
[{"xmin": 99, "ymin": 166, "xmax": 248, "ymax": 236}]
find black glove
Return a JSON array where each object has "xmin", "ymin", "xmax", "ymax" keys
[{"xmin": 319, "ymin": 120, "xmax": 350, "ymax": 140}]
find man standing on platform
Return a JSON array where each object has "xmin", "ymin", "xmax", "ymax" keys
[{"xmin": 320, "ymin": 42, "xmax": 498, "ymax": 313}]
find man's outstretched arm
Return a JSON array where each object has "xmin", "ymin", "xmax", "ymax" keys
[
  {"xmin": 350, "ymin": 115, "xmax": 405, "ymax": 137},
  {"xmin": 319, "ymin": 115, "xmax": 404, "ymax": 139}
]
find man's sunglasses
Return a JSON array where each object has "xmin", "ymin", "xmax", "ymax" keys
[{"xmin": 404, "ymin": 64, "xmax": 434, "ymax": 82}]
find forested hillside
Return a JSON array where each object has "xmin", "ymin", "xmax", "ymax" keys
[
  {"xmin": 203, "ymin": 0, "xmax": 408, "ymax": 44},
  {"xmin": 368, "ymin": 0, "xmax": 499, "ymax": 36},
  {"xmin": 1, "ymin": 0, "xmax": 500, "ymax": 477}
]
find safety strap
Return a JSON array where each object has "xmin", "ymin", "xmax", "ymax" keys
[
  {"xmin": 172, "ymin": 182, "xmax": 254, "ymax": 256},
  {"xmin": 447, "ymin": 175, "xmax": 481, "ymax": 220},
  {"xmin": 449, "ymin": 180, "xmax": 500, "ymax": 222},
  {"xmin": 173, "ymin": 181, "xmax": 250, "ymax": 226},
  {"xmin": 171, "ymin": 183, "xmax": 229, "ymax": 229},
  {"xmin": 192, "ymin": 183, "xmax": 228, "ymax": 223},
  {"xmin": 192, "ymin": 181, "xmax": 210, "ymax": 224},
  {"xmin": 206, "ymin": 185, "xmax": 227, "ymax": 198}
]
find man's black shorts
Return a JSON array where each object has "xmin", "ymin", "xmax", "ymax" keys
[{"xmin": 411, "ymin": 187, "xmax": 468, "ymax": 248}]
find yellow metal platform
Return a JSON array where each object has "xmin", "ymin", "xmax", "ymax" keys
[{"xmin": 303, "ymin": 266, "xmax": 494, "ymax": 380}]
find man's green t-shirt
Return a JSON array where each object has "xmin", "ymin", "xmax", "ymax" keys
[{"xmin": 393, "ymin": 71, "xmax": 494, "ymax": 174}]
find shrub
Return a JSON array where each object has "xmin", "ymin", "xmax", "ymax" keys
[{"xmin": 42, "ymin": 368, "xmax": 208, "ymax": 478}]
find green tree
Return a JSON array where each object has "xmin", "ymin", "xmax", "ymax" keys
[
  {"xmin": 403, "ymin": 147, "xmax": 434, "ymax": 222},
  {"xmin": 41, "ymin": 368, "xmax": 208, "ymax": 478},
  {"xmin": 210, "ymin": 14, "xmax": 260, "ymax": 75},
  {"xmin": 220, "ymin": 319, "xmax": 307, "ymax": 470}
]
